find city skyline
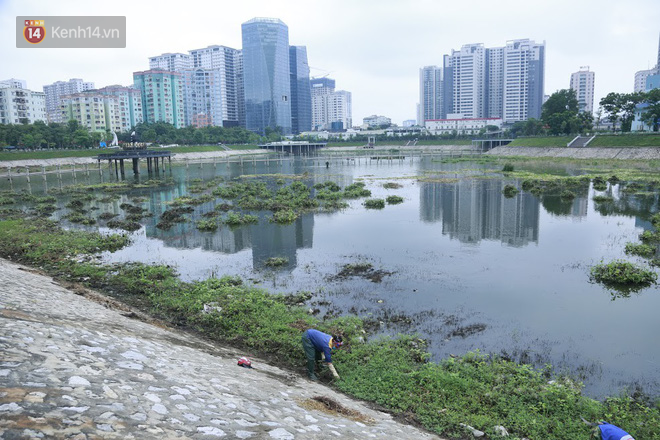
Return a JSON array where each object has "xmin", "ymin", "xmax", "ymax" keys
[{"xmin": 1, "ymin": 0, "xmax": 659, "ymax": 125}]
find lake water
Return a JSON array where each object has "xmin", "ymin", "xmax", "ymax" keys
[{"xmin": 6, "ymin": 154, "xmax": 660, "ymax": 399}]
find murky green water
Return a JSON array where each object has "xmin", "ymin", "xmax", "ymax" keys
[{"xmin": 5, "ymin": 154, "xmax": 660, "ymax": 399}]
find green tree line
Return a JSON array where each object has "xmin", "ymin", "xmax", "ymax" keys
[
  {"xmin": 510, "ymin": 88, "xmax": 660, "ymax": 136},
  {"xmin": 0, "ymin": 121, "xmax": 264, "ymax": 150}
]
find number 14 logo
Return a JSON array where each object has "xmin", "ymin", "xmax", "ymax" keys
[{"xmin": 24, "ymin": 20, "xmax": 45, "ymax": 44}]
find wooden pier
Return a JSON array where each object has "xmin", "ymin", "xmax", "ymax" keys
[{"xmin": 96, "ymin": 148, "xmax": 174, "ymax": 177}]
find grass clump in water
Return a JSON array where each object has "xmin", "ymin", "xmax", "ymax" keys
[
  {"xmin": 383, "ymin": 182, "xmax": 403, "ymax": 189},
  {"xmin": 386, "ymin": 195, "xmax": 404, "ymax": 205},
  {"xmin": 502, "ymin": 184, "xmax": 519, "ymax": 198},
  {"xmin": 593, "ymin": 195, "xmax": 614, "ymax": 203},
  {"xmin": 363, "ymin": 198, "xmax": 385, "ymax": 209},
  {"xmin": 591, "ymin": 260, "xmax": 657, "ymax": 288},
  {"xmin": 196, "ymin": 219, "xmax": 218, "ymax": 232},
  {"xmin": 265, "ymin": 257, "xmax": 289, "ymax": 267},
  {"xmin": 624, "ymin": 243, "xmax": 656, "ymax": 258}
]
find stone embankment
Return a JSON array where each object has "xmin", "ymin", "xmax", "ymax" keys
[
  {"xmin": 0, "ymin": 258, "xmax": 441, "ymax": 439},
  {"xmin": 485, "ymin": 146, "xmax": 660, "ymax": 160}
]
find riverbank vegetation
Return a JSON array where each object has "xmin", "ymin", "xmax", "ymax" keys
[{"xmin": 0, "ymin": 217, "xmax": 658, "ymax": 439}]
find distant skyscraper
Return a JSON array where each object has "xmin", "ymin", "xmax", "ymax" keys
[
  {"xmin": 419, "ymin": 66, "xmax": 444, "ymax": 123},
  {"xmin": 43, "ymin": 78, "xmax": 95, "ymax": 123},
  {"xmin": 133, "ymin": 70, "xmax": 185, "ymax": 128},
  {"xmin": 242, "ymin": 17, "xmax": 292, "ymax": 135},
  {"xmin": 289, "ymin": 46, "xmax": 312, "ymax": 134},
  {"xmin": 570, "ymin": 67, "xmax": 595, "ymax": 113}
]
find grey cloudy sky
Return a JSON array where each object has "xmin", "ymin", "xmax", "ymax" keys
[{"xmin": 1, "ymin": 0, "xmax": 659, "ymax": 125}]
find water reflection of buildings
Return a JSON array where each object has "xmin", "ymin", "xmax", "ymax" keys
[{"xmin": 420, "ymin": 180, "xmax": 540, "ymax": 246}]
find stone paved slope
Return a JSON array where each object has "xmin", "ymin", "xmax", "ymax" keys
[{"xmin": 0, "ymin": 259, "xmax": 440, "ymax": 439}]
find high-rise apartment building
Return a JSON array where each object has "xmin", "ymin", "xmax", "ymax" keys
[
  {"xmin": 0, "ymin": 80, "xmax": 46, "ymax": 124},
  {"xmin": 419, "ymin": 66, "xmax": 444, "ymax": 124},
  {"xmin": 133, "ymin": 70, "xmax": 185, "ymax": 128},
  {"xmin": 446, "ymin": 43, "xmax": 486, "ymax": 119},
  {"xmin": 62, "ymin": 86, "xmax": 143, "ymax": 133},
  {"xmin": 310, "ymin": 77, "xmax": 351, "ymax": 131},
  {"xmin": 96, "ymin": 85, "xmax": 143, "ymax": 131},
  {"xmin": 501, "ymin": 39, "xmax": 545, "ymax": 123},
  {"xmin": 570, "ymin": 67, "xmax": 595, "ymax": 113},
  {"xmin": 43, "ymin": 78, "xmax": 95, "ymax": 123},
  {"xmin": 421, "ymin": 39, "xmax": 545, "ymax": 125},
  {"xmin": 187, "ymin": 45, "xmax": 244, "ymax": 127},
  {"xmin": 241, "ymin": 17, "xmax": 292, "ymax": 135},
  {"xmin": 485, "ymin": 47, "xmax": 504, "ymax": 118},
  {"xmin": 289, "ymin": 46, "xmax": 312, "ymax": 134},
  {"xmin": 182, "ymin": 68, "xmax": 224, "ymax": 128},
  {"xmin": 149, "ymin": 53, "xmax": 192, "ymax": 72}
]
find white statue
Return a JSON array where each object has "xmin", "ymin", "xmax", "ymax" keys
[{"xmin": 110, "ymin": 131, "xmax": 119, "ymax": 146}]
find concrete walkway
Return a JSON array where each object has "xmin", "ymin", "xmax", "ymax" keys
[{"xmin": 0, "ymin": 259, "xmax": 441, "ymax": 439}]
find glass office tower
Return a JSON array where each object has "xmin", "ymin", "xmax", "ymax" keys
[
  {"xmin": 289, "ymin": 46, "xmax": 312, "ymax": 134},
  {"xmin": 241, "ymin": 18, "xmax": 292, "ymax": 135}
]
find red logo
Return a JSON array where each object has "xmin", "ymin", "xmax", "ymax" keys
[{"xmin": 23, "ymin": 20, "xmax": 45, "ymax": 44}]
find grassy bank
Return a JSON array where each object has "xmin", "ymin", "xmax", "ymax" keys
[
  {"xmin": 326, "ymin": 139, "xmax": 472, "ymax": 147},
  {"xmin": 507, "ymin": 133, "xmax": 660, "ymax": 148},
  {"xmin": 0, "ymin": 217, "xmax": 657, "ymax": 439}
]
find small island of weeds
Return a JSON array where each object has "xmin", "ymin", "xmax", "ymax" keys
[
  {"xmin": 363, "ymin": 198, "xmax": 385, "ymax": 209},
  {"xmin": 385, "ymin": 195, "xmax": 404, "ymax": 205},
  {"xmin": 591, "ymin": 260, "xmax": 657, "ymax": 288},
  {"xmin": 502, "ymin": 184, "xmax": 519, "ymax": 198},
  {"xmin": 265, "ymin": 257, "xmax": 289, "ymax": 267}
]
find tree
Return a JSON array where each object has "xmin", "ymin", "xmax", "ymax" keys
[
  {"xmin": 641, "ymin": 88, "xmax": 660, "ymax": 131},
  {"xmin": 599, "ymin": 92, "xmax": 643, "ymax": 132},
  {"xmin": 541, "ymin": 89, "xmax": 582, "ymax": 135}
]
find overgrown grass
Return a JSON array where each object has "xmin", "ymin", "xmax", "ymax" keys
[
  {"xmin": 507, "ymin": 137, "xmax": 574, "ymax": 147},
  {"xmin": 0, "ymin": 219, "xmax": 658, "ymax": 439}
]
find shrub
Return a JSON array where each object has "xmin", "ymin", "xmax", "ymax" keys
[
  {"xmin": 363, "ymin": 198, "xmax": 385, "ymax": 209},
  {"xmin": 590, "ymin": 260, "xmax": 657, "ymax": 287},
  {"xmin": 502, "ymin": 163, "xmax": 514, "ymax": 172}
]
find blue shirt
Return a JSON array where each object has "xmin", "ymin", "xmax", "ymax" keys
[
  {"xmin": 599, "ymin": 423, "xmax": 634, "ymax": 440},
  {"xmin": 305, "ymin": 329, "xmax": 334, "ymax": 363}
]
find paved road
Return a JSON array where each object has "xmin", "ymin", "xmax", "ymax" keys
[{"xmin": 0, "ymin": 259, "xmax": 441, "ymax": 439}]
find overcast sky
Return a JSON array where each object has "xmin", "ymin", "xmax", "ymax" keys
[{"xmin": 1, "ymin": 0, "xmax": 659, "ymax": 125}]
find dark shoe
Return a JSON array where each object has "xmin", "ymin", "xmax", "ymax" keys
[{"xmin": 308, "ymin": 374, "xmax": 319, "ymax": 381}]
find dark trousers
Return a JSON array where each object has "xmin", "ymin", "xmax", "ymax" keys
[{"xmin": 301, "ymin": 333, "xmax": 322, "ymax": 379}]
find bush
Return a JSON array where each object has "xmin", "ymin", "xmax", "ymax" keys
[
  {"xmin": 593, "ymin": 195, "xmax": 614, "ymax": 203},
  {"xmin": 196, "ymin": 219, "xmax": 218, "ymax": 232},
  {"xmin": 502, "ymin": 163, "xmax": 514, "ymax": 172}
]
